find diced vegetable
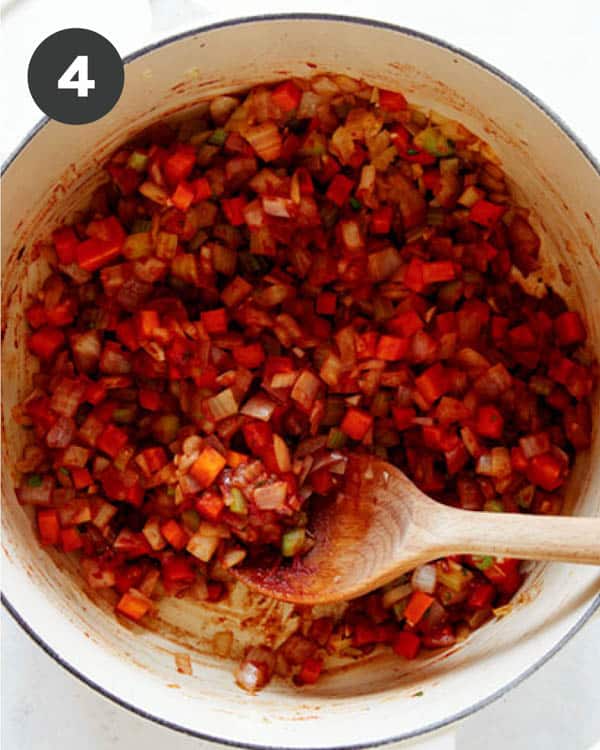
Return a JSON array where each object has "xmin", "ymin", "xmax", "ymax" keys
[{"xmin": 15, "ymin": 74, "xmax": 594, "ymax": 694}]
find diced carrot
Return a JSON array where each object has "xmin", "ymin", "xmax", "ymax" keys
[
  {"xmin": 271, "ymin": 80, "xmax": 302, "ymax": 112},
  {"xmin": 37, "ymin": 509, "xmax": 60, "ymax": 546},
  {"xmin": 190, "ymin": 447, "xmax": 227, "ymax": 488},
  {"xmin": 171, "ymin": 181, "xmax": 195, "ymax": 212},
  {"xmin": 116, "ymin": 590, "xmax": 153, "ymax": 621},
  {"xmin": 404, "ymin": 591, "xmax": 434, "ymax": 627},
  {"xmin": 340, "ymin": 407, "xmax": 373, "ymax": 441},
  {"xmin": 160, "ymin": 519, "xmax": 189, "ymax": 551},
  {"xmin": 60, "ymin": 527, "xmax": 83, "ymax": 553}
]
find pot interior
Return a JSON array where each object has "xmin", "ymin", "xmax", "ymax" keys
[{"xmin": 2, "ymin": 17, "xmax": 599, "ymax": 749}]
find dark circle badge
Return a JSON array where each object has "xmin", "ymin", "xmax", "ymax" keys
[{"xmin": 28, "ymin": 28, "xmax": 124, "ymax": 125}]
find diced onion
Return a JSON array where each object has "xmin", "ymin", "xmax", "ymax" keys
[
  {"xmin": 241, "ymin": 393, "xmax": 276, "ymax": 421},
  {"xmin": 411, "ymin": 564, "xmax": 437, "ymax": 594},
  {"xmin": 254, "ymin": 481, "xmax": 288, "ymax": 510}
]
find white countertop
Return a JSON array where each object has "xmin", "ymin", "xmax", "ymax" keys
[{"xmin": 2, "ymin": 1, "xmax": 599, "ymax": 749}]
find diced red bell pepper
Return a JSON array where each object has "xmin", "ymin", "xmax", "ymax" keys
[
  {"xmin": 163, "ymin": 144, "xmax": 197, "ymax": 186},
  {"xmin": 482, "ymin": 557, "xmax": 522, "ymax": 596},
  {"xmin": 326, "ymin": 174, "xmax": 354, "ymax": 207},
  {"xmin": 37, "ymin": 509, "xmax": 60, "ymax": 546},
  {"xmin": 376, "ymin": 335, "xmax": 409, "ymax": 361},
  {"xmin": 468, "ymin": 199, "xmax": 506, "ymax": 228},
  {"xmin": 392, "ymin": 406, "xmax": 416, "ymax": 431},
  {"xmin": 404, "ymin": 591, "xmax": 434, "ymax": 627},
  {"xmin": 467, "ymin": 583, "xmax": 495, "ymax": 609},
  {"xmin": 221, "ymin": 196, "xmax": 247, "ymax": 226},
  {"xmin": 97, "ymin": 423, "xmax": 129, "ymax": 458},
  {"xmin": 526, "ymin": 453, "xmax": 565, "ymax": 491},
  {"xmin": 76, "ymin": 238, "xmax": 122, "ymax": 271},
  {"xmin": 201, "ymin": 308, "xmax": 228, "ymax": 335},
  {"xmin": 392, "ymin": 631, "xmax": 421, "ymax": 659},
  {"xmin": 370, "ymin": 205, "xmax": 393, "ymax": 235},
  {"xmin": 26, "ymin": 303, "xmax": 47, "ymax": 329},
  {"xmin": 491, "ymin": 315, "xmax": 509, "ymax": 341},
  {"xmin": 139, "ymin": 388, "xmax": 162, "ymax": 411},
  {"xmin": 340, "ymin": 407, "xmax": 373, "ymax": 441},
  {"xmin": 138, "ymin": 446, "xmax": 168, "ymax": 474},
  {"xmin": 233, "ymin": 343, "xmax": 265, "ymax": 369},
  {"xmin": 422, "ymin": 261, "xmax": 456, "ymax": 284},
  {"xmin": 415, "ymin": 363, "xmax": 448, "ymax": 403},
  {"xmin": 311, "ymin": 467, "xmax": 333, "ymax": 495},
  {"xmin": 207, "ymin": 581, "xmax": 225, "ymax": 602},
  {"xmin": 296, "ymin": 656, "xmax": 323, "ymax": 685},
  {"xmin": 379, "ymin": 89, "xmax": 407, "ymax": 111},
  {"xmin": 510, "ymin": 446, "xmax": 528, "ymax": 473},
  {"xmin": 554, "ymin": 311, "xmax": 586, "ymax": 346},
  {"xmin": 475, "ymin": 405, "xmax": 504, "ymax": 439},
  {"xmin": 52, "ymin": 226, "xmax": 79, "ymax": 264},
  {"xmin": 71, "ymin": 467, "xmax": 93, "ymax": 489},
  {"xmin": 28, "ymin": 327, "xmax": 65, "ymax": 360},
  {"xmin": 242, "ymin": 420, "xmax": 274, "ymax": 457},
  {"xmin": 316, "ymin": 291, "xmax": 337, "ymax": 316},
  {"xmin": 271, "ymin": 80, "xmax": 302, "ymax": 112},
  {"xmin": 162, "ymin": 555, "xmax": 196, "ymax": 585},
  {"xmin": 196, "ymin": 490, "xmax": 225, "ymax": 521},
  {"xmin": 403, "ymin": 257, "xmax": 426, "ymax": 292},
  {"xmin": 191, "ymin": 177, "xmax": 212, "ymax": 202},
  {"xmin": 388, "ymin": 309, "xmax": 423, "ymax": 338}
]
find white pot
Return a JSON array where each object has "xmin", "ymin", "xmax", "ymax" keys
[{"xmin": 2, "ymin": 15, "xmax": 599, "ymax": 749}]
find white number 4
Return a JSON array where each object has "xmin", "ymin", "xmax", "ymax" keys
[{"xmin": 58, "ymin": 55, "xmax": 95, "ymax": 98}]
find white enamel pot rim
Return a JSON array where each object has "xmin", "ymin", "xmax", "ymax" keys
[{"xmin": 2, "ymin": 13, "xmax": 600, "ymax": 750}]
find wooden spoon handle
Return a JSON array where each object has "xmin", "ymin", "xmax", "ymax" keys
[{"xmin": 430, "ymin": 508, "xmax": 600, "ymax": 564}]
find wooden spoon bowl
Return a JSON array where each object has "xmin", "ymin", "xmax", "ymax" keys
[{"xmin": 235, "ymin": 454, "xmax": 600, "ymax": 605}]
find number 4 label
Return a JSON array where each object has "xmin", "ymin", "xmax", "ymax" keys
[{"xmin": 58, "ymin": 55, "xmax": 96, "ymax": 98}]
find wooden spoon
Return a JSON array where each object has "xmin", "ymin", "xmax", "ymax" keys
[{"xmin": 234, "ymin": 454, "xmax": 600, "ymax": 605}]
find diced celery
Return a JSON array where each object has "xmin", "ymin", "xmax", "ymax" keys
[
  {"xmin": 281, "ymin": 528, "xmax": 306, "ymax": 557},
  {"xmin": 27, "ymin": 474, "xmax": 42, "ymax": 487},
  {"xmin": 127, "ymin": 151, "xmax": 149, "ymax": 171},
  {"xmin": 436, "ymin": 561, "xmax": 473, "ymax": 592},
  {"xmin": 371, "ymin": 391, "xmax": 390, "ymax": 418},
  {"xmin": 483, "ymin": 499, "xmax": 504, "ymax": 513},
  {"xmin": 182, "ymin": 509, "xmax": 200, "ymax": 532},
  {"xmin": 113, "ymin": 406, "xmax": 136, "ymax": 423},
  {"xmin": 131, "ymin": 219, "xmax": 152, "ymax": 233},
  {"xmin": 393, "ymin": 599, "xmax": 408, "ymax": 621},
  {"xmin": 229, "ymin": 488, "xmax": 248, "ymax": 515},
  {"xmin": 413, "ymin": 126, "xmax": 455, "ymax": 157},
  {"xmin": 208, "ymin": 128, "xmax": 227, "ymax": 146},
  {"xmin": 472, "ymin": 555, "xmax": 494, "ymax": 571},
  {"xmin": 326, "ymin": 427, "xmax": 347, "ymax": 450},
  {"xmin": 349, "ymin": 197, "xmax": 362, "ymax": 211}
]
